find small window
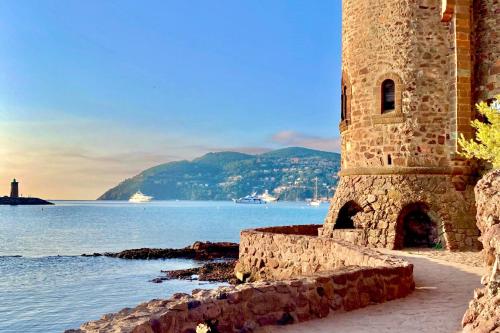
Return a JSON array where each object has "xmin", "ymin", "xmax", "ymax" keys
[
  {"xmin": 341, "ymin": 89, "xmax": 345, "ymax": 121},
  {"xmin": 387, "ymin": 154, "xmax": 392, "ymax": 165},
  {"xmin": 341, "ymin": 85, "xmax": 347, "ymax": 121},
  {"xmin": 382, "ymin": 79, "xmax": 395, "ymax": 113},
  {"xmin": 343, "ymin": 86, "xmax": 347, "ymax": 119}
]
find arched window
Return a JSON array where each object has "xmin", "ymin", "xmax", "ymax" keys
[
  {"xmin": 341, "ymin": 85, "xmax": 347, "ymax": 121},
  {"xmin": 381, "ymin": 79, "xmax": 395, "ymax": 113}
]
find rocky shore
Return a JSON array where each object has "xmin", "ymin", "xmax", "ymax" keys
[
  {"xmin": 66, "ymin": 237, "xmax": 415, "ymax": 333},
  {"xmin": 151, "ymin": 260, "xmax": 238, "ymax": 284},
  {"xmin": 82, "ymin": 241, "xmax": 239, "ymax": 260},
  {"xmin": 82, "ymin": 241, "xmax": 240, "ymax": 285}
]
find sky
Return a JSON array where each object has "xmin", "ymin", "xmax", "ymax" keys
[{"xmin": 0, "ymin": 0, "xmax": 342, "ymax": 199}]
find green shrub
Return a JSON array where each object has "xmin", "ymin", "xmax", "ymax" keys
[{"xmin": 458, "ymin": 95, "xmax": 500, "ymax": 169}]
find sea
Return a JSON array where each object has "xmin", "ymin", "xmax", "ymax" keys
[{"xmin": 0, "ymin": 200, "xmax": 328, "ymax": 333}]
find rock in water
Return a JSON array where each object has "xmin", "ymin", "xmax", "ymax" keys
[
  {"xmin": 83, "ymin": 241, "xmax": 239, "ymax": 260},
  {"xmin": 160, "ymin": 260, "xmax": 237, "ymax": 284}
]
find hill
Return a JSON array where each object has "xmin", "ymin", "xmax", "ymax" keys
[{"xmin": 98, "ymin": 147, "xmax": 341, "ymax": 201}]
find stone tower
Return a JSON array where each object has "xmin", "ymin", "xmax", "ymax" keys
[
  {"xmin": 10, "ymin": 179, "xmax": 19, "ymax": 199},
  {"xmin": 320, "ymin": 0, "xmax": 498, "ymax": 250}
]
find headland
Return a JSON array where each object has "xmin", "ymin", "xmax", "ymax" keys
[{"xmin": 0, "ymin": 196, "xmax": 53, "ymax": 206}]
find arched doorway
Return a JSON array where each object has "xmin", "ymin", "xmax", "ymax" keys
[
  {"xmin": 395, "ymin": 202, "xmax": 441, "ymax": 249},
  {"xmin": 334, "ymin": 201, "xmax": 363, "ymax": 229}
]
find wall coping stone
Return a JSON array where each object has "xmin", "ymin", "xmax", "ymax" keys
[{"xmin": 339, "ymin": 166, "xmax": 455, "ymax": 176}]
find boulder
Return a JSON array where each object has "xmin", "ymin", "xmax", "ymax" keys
[{"xmin": 463, "ymin": 170, "xmax": 500, "ymax": 332}]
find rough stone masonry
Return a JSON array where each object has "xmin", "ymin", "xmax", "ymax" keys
[
  {"xmin": 321, "ymin": 0, "xmax": 499, "ymax": 251},
  {"xmin": 68, "ymin": 231, "xmax": 414, "ymax": 333},
  {"xmin": 463, "ymin": 170, "xmax": 500, "ymax": 332}
]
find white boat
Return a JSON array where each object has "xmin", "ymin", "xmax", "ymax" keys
[
  {"xmin": 309, "ymin": 178, "xmax": 321, "ymax": 206},
  {"xmin": 259, "ymin": 190, "xmax": 278, "ymax": 203},
  {"xmin": 233, "ymin": 194, "xmax": 266, "ymax": 204},
  {"xmin": 309, "ymin": 199, "xmax": 321, "ymax": 206},
  {"xmin": 129, "ymin": 191, "xmax": 153, "ymax": 203}
]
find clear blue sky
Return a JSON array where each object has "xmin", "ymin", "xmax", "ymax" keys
[{"xmin": 0, "ymin": 0, "xmax": 342, "ymax": 199}]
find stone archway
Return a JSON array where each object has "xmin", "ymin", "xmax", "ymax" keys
[
  {"xmin": 334, "ymin": 200, "xmax": 363, "ymax": 229},
  {"xmin": 395, "ymin": 202, "xmax": 442, "ymax": 249}
]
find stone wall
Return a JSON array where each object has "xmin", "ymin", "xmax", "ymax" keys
[
  {"xmin": 321, "ymin": 174, "xmax": 480, "ymax": 250},
  {"xmin": 463, "ymin": 170, "xmax": 500, "ymax": 332},
  {"xmin": 69, "ymin": 227, "xmax": 414, "ymax": 333},
  {"xmin": 473, "ymin": 0, "xmax": 500, "ymax": 103},
  {"xmin": 236, "ymin": 225, "xmax": 413, "ymax": 281},
  {"xmin": 69, "ymin": 265, "xmax": 413, "ymax": 333}
]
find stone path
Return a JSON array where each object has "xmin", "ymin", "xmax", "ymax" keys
[{"xmin": 258, "ymin": 250, "xmax": 485, "ymax": 333}]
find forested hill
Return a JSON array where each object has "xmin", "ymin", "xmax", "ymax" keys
[{"xmin": 98, "ymin": 147, "xmax": 341, "ymax": 201}]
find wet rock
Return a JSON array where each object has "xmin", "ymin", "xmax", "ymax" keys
[
  {"xmin": 150, "ymin": 277, "xmax": 168, "ymax": 283},
  {"xmin": 82, "ymin": 241, "xmax": 239, "ymax": 260},
  {"xmin": 161, "ymin": 260, "xmax": 237, "ymax": 284}
]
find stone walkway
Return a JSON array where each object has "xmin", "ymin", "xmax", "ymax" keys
[{"xmin": 258, "ymin": 250, "xmax": 485, "ymax": 333}]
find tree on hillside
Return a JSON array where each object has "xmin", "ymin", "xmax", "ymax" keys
[{"xmin": 458, "ymin": 95, "xmax": 500, "ymax": 169}]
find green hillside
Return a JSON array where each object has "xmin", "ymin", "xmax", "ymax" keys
[{"xmin": 98, "ymin": 147, "xmax": 341, "ymax": 201}]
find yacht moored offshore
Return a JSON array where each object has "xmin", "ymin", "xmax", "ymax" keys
[
  {"xmin": 128, "ymin": 191, "xmax": 153, "ymax": 203},
  {"xmin": 233, "ymin": 194, "xmax": 266, "ymax": 204}
]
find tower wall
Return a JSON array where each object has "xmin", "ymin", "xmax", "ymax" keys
[
  {"xmin": 473, "ymin": 0, "xmax": 499, "ymax": 103},
  {"xmin": 339, "ymin": 0, "xmax": 456, "ymax": 170},
  {"xmin": 322, "ymin": 0, "xmax": 480, "ymax": 250}
]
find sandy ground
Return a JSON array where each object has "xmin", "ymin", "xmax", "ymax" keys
[{"xmin": 257, "ymin": 250, "xmax": 485, "ymax": 333}]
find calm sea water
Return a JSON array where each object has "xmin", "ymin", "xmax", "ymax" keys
[{"xmin": 0, "ymin": 201, "xmax": 327, "ymax": 333}]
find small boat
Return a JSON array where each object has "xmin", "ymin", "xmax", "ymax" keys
[
  {"xmin": 309, "ymin": 178, "xmax": 321, "ymax": 206},
  {"xmin": 259, "ymin": 190, "xmax": 278, "ymax": 203},
  {"xmin": 129, "ymin": 191, "xmax": 153, "ymax": 203},
  {"xmin": 233, "ymin": 194, "xmax": 266, "ymax": 204},
  {"xmin": 309, "ymin": 200, "xmax": 321, "ymax": 207}
]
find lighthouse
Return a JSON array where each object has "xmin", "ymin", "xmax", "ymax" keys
[{"xmin": 10, "ymin": 179, "xmax": 19, "ymax": 198}]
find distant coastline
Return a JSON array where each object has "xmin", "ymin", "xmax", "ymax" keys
[{"xmin": 99, "ymin": 147, "xmax": 341, "ymax": 201}]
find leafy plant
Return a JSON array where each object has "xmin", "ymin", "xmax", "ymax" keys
[{"xmin": 458, "ymin": 95, "xmax": 500, "ymax": 169}]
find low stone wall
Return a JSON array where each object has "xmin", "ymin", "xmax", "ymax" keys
[
  {"xmin": 463, "ymin": 170, "xmax": 500, "ymax": 332},
  {"xmin": 236, "ymin": 225, "xmax": 411, "ymax": 281},
  {"xmin": 69, "ymin": 265, "xmax": 413, "ymax": 333},
  {"xmin": 69, "ymin": 226, "xmax": 415, "ymax": 333}
]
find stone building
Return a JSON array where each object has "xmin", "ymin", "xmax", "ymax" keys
[{"xmin": 320, "ymin": 0, "xmax": 499, "ymax": 250}]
